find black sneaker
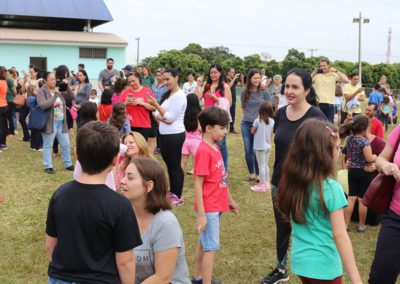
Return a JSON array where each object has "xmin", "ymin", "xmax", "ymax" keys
[
  {"xmin": 65, "ymin": 165, "xmax": 75, "ymax": 171},
  {"xmin": 45, "ymin": 168, "xmax": 56, "ymax": 174},
  {"xmin": 260, "ymin": 268, "xmax": 289, "ymax": 284},
  {"xmin": 191, "ymin": 278, "xmax": 222, "ymax": 284}
]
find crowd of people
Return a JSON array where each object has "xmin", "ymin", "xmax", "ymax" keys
[{"xmin": 1, "ymin": 56, "xmax": 400, "ymax": 284}]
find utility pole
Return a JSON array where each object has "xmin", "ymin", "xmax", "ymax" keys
[
  {"xmin": 353, "ymin": 12, "xmax": 370, "ymax": 84},
  {"xmin": 387, "ymin": 27, "xmax": 392, "ymax": 64},
  {"xmin": 308, "ymin": 48, "xmax": 318, "ymax": 57},
  {"xmin": 135, "ymin": 37, "xmax": 141, "ymax": 66}
]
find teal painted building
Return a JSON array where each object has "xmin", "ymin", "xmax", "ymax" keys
[
  {"xmin": 0, "ymin": 28, "xmax": 127, "ymax": 83},
  {"xmin": 0, "ymin": 0, "xmax": 126, "ymax": 83}
]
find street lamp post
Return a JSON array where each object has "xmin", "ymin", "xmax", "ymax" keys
[
  {"xmin": 353, "ymin": 12, "xmax": 369, "ymax": 85},
  {"xmin": 135, "ymin": 37, "xmax": 141, "ymax": 66}
]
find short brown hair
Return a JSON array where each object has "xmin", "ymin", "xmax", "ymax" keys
[
  {"xmin": 77, "ymin": 121, "xmax": 120, "ymax": 174},
  {"xmin": 130, "ymin": 158, "xmax": 172, "ymax": 213},
  {"xmin": 320, "ymin": 57, "xmax": 330, "ymax": 65},
  {"xmin": 0, "ymin": 66, "xmax": 7, "ymax": 80},
  {"xmin": 199, "ymin": 106, "xmax": 230, "ymax": 132}
]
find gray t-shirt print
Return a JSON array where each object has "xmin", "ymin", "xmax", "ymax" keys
[{"xmin": 135, "ymin": 210, "xmax": 191, "ymax": 284}]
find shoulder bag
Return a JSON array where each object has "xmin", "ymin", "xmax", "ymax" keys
[{"xmin": 362, "ymin": 132, "xmax": 400, "ymax": 214}]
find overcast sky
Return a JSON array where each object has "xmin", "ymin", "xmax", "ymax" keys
[{"xmin": 96, "ymin": 0, "xmax": 400, "ymax": 66}]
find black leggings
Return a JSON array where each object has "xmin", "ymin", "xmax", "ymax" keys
[
  {"xmin": 271, "ymin": 184, "xmax": 291, "ymax": 270},
  {"xmin": 159, "ymin": 132, "xmax": 186, "ymax": 198},
  {"xmin": 369, "ymin": 210, "xmax": 400, "ymax": 283},
  {"xmin": 6, "ymin": 102, "xmax": 15, "ymax": 135}
]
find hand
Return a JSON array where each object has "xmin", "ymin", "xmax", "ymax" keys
[
  {"xmin": 62, "ymin": 79, "xmax": 69, "ymax": 84},
  {"xmin": 357, "ymin": 87, "xmax": 364, "ymax": 93},
  {"xmin": 197, "ymin": 215, "xmax": 207, "ymax": 234},
  {"xmin": 380, "ymin": 162, "xmax": 400, "ymax": 180},
  {"xmin": 364, "ymin": 163, "xmax": 376, "ymax": 172},
  {"xmin": 147, "ymin": 93, "xmax": 158, "ymax": 106},
  {"xmin": 229, "ymin": 200, "xmax": 239, "ymax": 214},
  {"xmin": 75, "ymin": 104, "xmax": 81, "ymax": 110},
  {"xmin": 330, "ymin": 67, "xmax": 337, "ymax": 73}
]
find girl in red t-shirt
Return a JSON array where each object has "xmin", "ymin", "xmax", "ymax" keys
[{"xmin": 98, "ymin": 89, "xmax": 113, "ymax": 122}]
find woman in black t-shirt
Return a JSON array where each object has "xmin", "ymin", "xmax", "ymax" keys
[{"xmin": 260, "ymin": 68, "xmax": 326, "ymax": 284}]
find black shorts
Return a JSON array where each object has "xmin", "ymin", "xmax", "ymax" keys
[
  {"xmin": 148, "ymin": 116, "xmax": 158, "ymax": 138},
  {"xmin": 348, "ymin": 168, "xmax": 374, "ymax": 198},
  {"xmin": 130, "ymin": 127, "xmax": 151, "ymax": 141}
]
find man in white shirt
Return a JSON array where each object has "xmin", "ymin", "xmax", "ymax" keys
[{"xmin": 182, "ymin": 72, "xmax": 197, "ymax": 95}]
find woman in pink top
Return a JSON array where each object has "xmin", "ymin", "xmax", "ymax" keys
[
  {"xmin": 196, "ymin": 64, "xmax": 232, "ymax": 171},
  {"xmin": 369, "ymin": 124, "xmax": 400, "ymax": 283}
]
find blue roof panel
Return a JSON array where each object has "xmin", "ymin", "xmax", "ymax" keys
[{"xmin": 0, "ymin": 0, "xmax": 113, "ymax": 21}]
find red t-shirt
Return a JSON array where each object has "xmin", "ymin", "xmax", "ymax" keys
[
  {"xmin": 98, "ymin": 104, "xmax": 113, "ymax": 122},
  {"xmin": 370, "ymin": 117, "xmax": 384, "ymax": 138},
  {"xmin": 119, "ymin": 87, "xmax": 155, "ymax": 128},
  {"xmin": 194, "ymin": 141, "xmax": 229, "ymax": 212}
]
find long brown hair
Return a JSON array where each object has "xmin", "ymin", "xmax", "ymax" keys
[
  {"xmin": 130, "ymin": 158, "xmax": 172, "ymax": 214},
  {"xmin": 243, "ymin": 69, "xmax": 261, "ymax": 104},
  {"xmin": 277, "ymin": 118, "xmax": 338, "ymax": 224}
]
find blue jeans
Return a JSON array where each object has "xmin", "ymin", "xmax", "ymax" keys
[
  {"xmin": 241, "ymin": 121, "xmax": 259, "ymax": 175},
  {"xmin": 48, "ymin": 277, "xmax": 80, "ymax": 284},
  {"xmin": 19, "ymin": 106, "xmax": 30, "ymax": 141},
  {"xmin": 216, "ymin": 135, "xmax": 228, "ymax": 172},
  {"xmin": 42, "ymin": 120, "xmax": 72, "ymax": 169}
]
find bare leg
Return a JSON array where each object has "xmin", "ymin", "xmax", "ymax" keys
[
  {"xmin": 181, "ymin": 154, "xmax": 189, "ymax": 171},
  {"xmin": 344, "ymin": 196, "xmax": 357, "ymax": 226},
  {"xmin": 201, "ymin": 251, "xmax": 217, "ymax": 284},
  {"xmin": 358, "ymin": 197, "xmax": 368, "ymax": 226},
  {"xmin": 194, "ymin": 244, "xmax": 204, "ymax": 279},
  {"xmin": 148, "ymin": 137, "xmax": 156, "ymax": 153}
]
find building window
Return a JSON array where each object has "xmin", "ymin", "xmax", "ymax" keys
[{"xmin": 79, "ymin": 48, "xmax": 107, "ymax": 59}]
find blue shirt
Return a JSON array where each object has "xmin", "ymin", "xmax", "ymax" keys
[
  {"xmin": 151, "ymin": 83, "xmax": 168, "ymax": 103},
  {"xmin": 369, "ymin": 91, "xmax": 383, "ymax": 105}
]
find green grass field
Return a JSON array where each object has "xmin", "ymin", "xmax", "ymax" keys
[{"xmin": 0, "ymin": 106, "xmax": 398, "ymax": 284}]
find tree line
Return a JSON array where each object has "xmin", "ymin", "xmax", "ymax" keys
[{"xmin": 142, "ymin": 43, "xmax": 400, "ymax": 89}]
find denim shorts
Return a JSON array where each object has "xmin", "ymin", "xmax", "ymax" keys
[
  {"xmin": 199, "ymin": 212, "xmax": 222, "ymax": 251},
  {"xmin": 48, "ymin": 277, "xmax": 80, "ymax": 284}
]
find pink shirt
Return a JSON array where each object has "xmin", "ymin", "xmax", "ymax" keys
[
  {"xmin": 388, "ymin": 125, "xmax": 400, "ymax": 215},
  {"xmin": 204, "ymin": 88, "xmax": 223, "ymax": 109},
  {"xmin": 186, "ymin": 130, "xmax": 202, "ymax": 140},
  {"xmin": 194, "ymin": 141, "xmax": 229, "ymax": 212}
]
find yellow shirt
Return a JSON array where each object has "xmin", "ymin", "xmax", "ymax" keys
[
  {"xmin": 342, "ymin": 83, "xmax": 365, "ymax": 114},
  {"xmin": 313, "ymin": 72, "xmax": 339, "ymax": 104}
]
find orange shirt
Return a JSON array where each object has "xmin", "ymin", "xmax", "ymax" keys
[{"xmin": 0, "ymin": 80, "xmax": 7, "ymax": 107}]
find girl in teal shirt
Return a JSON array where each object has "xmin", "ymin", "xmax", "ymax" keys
[{"xmin": 277, "ymin": 118, "xmax": 362, "ymax": 284}]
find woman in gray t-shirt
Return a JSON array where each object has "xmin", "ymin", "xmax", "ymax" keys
[
  {"xmin": 120, "ymin": 158, "xmax": 191, "ymax": 284},
  {"xmin": 241, "ymin": 69, "xmax": 272, "ymax": 182}
]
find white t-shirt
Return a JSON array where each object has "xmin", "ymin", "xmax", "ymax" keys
[
  {"xmin": 157, "ymin": 89, "xmax": 187, "ymax": 135},
  {"xmin": 277, "ymin": 94, "xmax": 288, "ymax": 110},
  {"xmin": 253, "ymin": 117, "xmax": 274, "ymax": 151},
  {"xmin": 182, "ymin": 81, "xmax": 197, "ymax": 95}
]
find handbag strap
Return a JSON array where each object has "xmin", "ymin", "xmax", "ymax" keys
[{"xmin": 390, "ymin": 128, "xmax": 400, "ymax": 162}]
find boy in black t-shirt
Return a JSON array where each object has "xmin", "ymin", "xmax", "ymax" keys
[{"xmin": 45, "ymin": 121, "xmax": 142, "ymax": 284}]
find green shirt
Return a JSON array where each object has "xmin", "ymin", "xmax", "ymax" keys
[
  {"xmin": 141, "ymin": 76, "xmax": 154, "ymax": 88},
  {"xmin": 6, "ymin": 77, "xmax": 15, "ymax": 102},
  {"xmin": 291, "ymin": 178, "xmax": 347, "ymax": 280}
]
